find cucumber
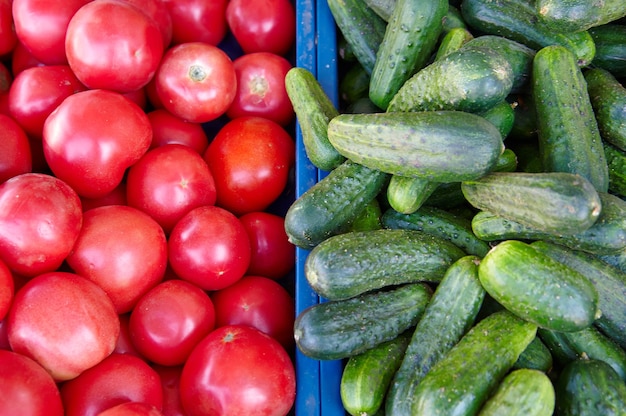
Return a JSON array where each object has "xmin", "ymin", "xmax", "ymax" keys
[
  {"xmin": 478, "ymin": 240, "xmax": 600, "ymax": 332},
  {"xmin": 304, "ymin": 228, "xmax": 466, "ymax": 300},
  {"xmin": 340, "ymin": 331, "xmax": 411, "ymax": 416},
  {"xmin": 362, "ymin": 0, "xmax": 395, "ymax": 21},
  {"xmin": 411, "ymin": 310, "xmax": 537, "ymax": 416},
  {"xmin": 478, "ymin": 101, "xmax": 516, "ymax": 140},
  {"xmin": 385, "ymin": 175, "xmax": 439, "ymax": 214},
  {"xmin": 604, "ymin": 142, "xmax": 626, "ymax": 198},
  {"xmin": 513, "ymin": 335, "xmax": 554, "ymax": 373},
  {"xmin": 293, "ymin": 283, "xmax": 432, "ymax": 360},
  {"xmin": 434, "ymin": 26, "xmax": 474, "ymax": 61},
  {"xmin": 589, "ymin": 24, "xmax": 626, "ymax": 78},
  {"xmin": 535, "ymin": 0, "xmax": 626, "ymax": 33},
  {"xmin": 532, "ymin": 45, "xmax": 609, "ymax": 193},
  {"xmin": 442, "ymin": 5, "xmax": 467, "ymax": 33},
  {"xmin": 507, "ymin": 94, "xmax": 538, "ymax": 142},
  {"xmin": 327, "ymin": 111, "xmax": 505, "ymax": 183},
  {"xmin": 284, "ymin": 67, "xmax": 344, "ymax": 171},
  {"xmin": 586, "ymin": 68, "xmax": 626, "ymax": 151},
  {"xmin": 386, "ymin": 255, "xmax": 486, "ymax": 416},
  {"xmin": 387, "ymin": 46, "xmax": 514, "ymax": 114},
  {"xmin": 345, "ymin": 198, "xmax": 383, "ymax": 232},
  {"xmin": 477, "ymin": 368, "xmax": 556, "ymax": 416},
  {"xmin": 461, "ymin": 171, "xmax": 602, "ymax": 236},
  {"xmin": 368, "ymin": 0, "xmax": 448, "ymax": 110},
  {"xmin": 339, "ymin": 63, "xmax": 371, "ymax": 106},
  {"xmin": 460, "ymin": 0, "xmax": 596, "ymax": 67},
  {"xmin": 284, "ymin": 159, "xmax": 388, "ymax": 249}
]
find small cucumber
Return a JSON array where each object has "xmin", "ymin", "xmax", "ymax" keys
[
  {"xmin": 478, "ymin": 240, "xmax": 600, "ymax": 332},
  {"xmin": 304, "ymin": 228, "xmax": 466, "ymax": 300},
  {"xmin": 535, "ymin": 0, "xmax": 626, "ymax": 33},
  {"xmin": 589, "ymin": 24, "xmax": 626, "ymax": 78},
  {"xmin": 339, "ymin": 63, "xmax": 371, "ymax": 106},
  {"xmin": 604, "ymin": 142, "xmax": 626, "ymax": 198},
  {"xmin": 345, "ymin": 198, "xmax": 383, "ymax": 232},
  {"xmin": 293, "ymin": 283, "xmax": 432, "ymax": 360},
  {"xmin": 411, "ymin": 310, "xmax": 537, "ymax": 416},
  {"xmin": 477, "ymin": 368, "xmax": 556, "ymax": 416},
  {"xmin": 478, "ymin": 101, "xmax": 516, "ymax": 141},
  {"xmin": 513, "ymin": 335, "xmax": 554, "ymax": 373},
  {"xmin": 586, "ymin": 68, "xmax": 626, "ymax": 151},
  {"xmin": 434, "ymin": 26, "xmax": 474, "ymax": 61},
  {"xmin": 385, "ymin": 175, "xmax": 439, "ymax": 215}
]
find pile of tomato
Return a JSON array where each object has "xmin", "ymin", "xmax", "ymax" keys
[{"xmin": 0, "ymin": 0, "xmax": 300, "ymax": 415}]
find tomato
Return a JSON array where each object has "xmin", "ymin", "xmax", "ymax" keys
[
  {"xmin": 66, "ymin": 205, "xmax": 168, "ymax": 314},
  {"xmin": 129, "ymin": 279, "xmax": 216, "ymax": 366},
  {"xmin": 227, "ymin": 52, "xmax": 294, "ymax": 126},
  {"xmin": 179, "ymin": 325, "xmax": 296, "ymax": 416},
  {"xmin": 65, "ymin": 0, "xmax": 164, "ymax": 93},
  {"xmin": 168, "ymin": 205, "xmax": 251, "ymax": 291},
  {"xmin": 126, "ymin": 144, "xmax": 217, "ymax": 234},
  {"xmin": 98, "ymin": 402, "xmax": 164, "ymax": 416},
  {"xmin": 7, "ymin": 271, "xmax": 120, "ymax": 381},
  {"xmin": 121, "ymin": 0, "xmax": 173, "ymax": 49},
  {"xmin": 0, "ymin": 258, "xmax": 13, "ymax": 321},
  {"xmin": 114, "ymin": 313, "xmax": 144, "ymax": 358},
  {"xmin": 0, "ymin": 60, "xmax": 11, "ymax": 95},
  {"xmin": 0, "ymin": 173, "xmax": 82, "ymax": 277},
  {"xmin": 0, "ymin": 114, "xmax": 32, "ymax": 183},
  {"xmin": 0, "ymin": 350, "xmax": 64, "ymax": 416},
  {"xmin": 42, "ymin": 89, "xmax": 152, "ymax": 199},
  {"xmin": 147, "ymin": 109, "xmax": 209, "ymax": 154},
  {"xmin": 239, "ymin": 211, "xmax": 295, "ymax": 279},
  {"xmin": 162, "ymin": 0, "xmax": 228, "ymax": 46},
  {"xmin": 152, "ymin": 364, "xmax": 185, "ymax": 416},
  {"xmin": 0, "ymin": 0, "xmax": 17, "ymax": 57},
  {"xmin": 203, "ymin": 116, "xmax": 295, "ymax": 215},
  {"xmin": 225, "ymin": 0, "xmax": 296, "ymax": 56},
  {"xmin": 0, "ymin": 318, "xmax": 9, "ymax": 350},
  {"xmin": 60, "ymin": 353, "xmax": 164, "ymax": 416},
  {"xmin": 10, "ymin": 39, "xmax": 45, "ymax": 76},
  {"xmin": 80, "ymin": 182, "xmax": 128, "ymax": 212}
]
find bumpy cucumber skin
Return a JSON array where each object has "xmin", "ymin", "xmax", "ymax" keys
[
  {"xmin": 327, "ymin": 111, "xmax": 504, "ymax": 182},
  {"xmin": 604, "ymin": 142, "xmax": 626, "ymax": 198},
  {"xmin": 386, "ymin": 175, "xmax": 439, "ymax": 214},
  {"xmin": 385, "ymin": 255, "xmax": 486, "ymax": 416},
  {"xmin": 411, "ymin": 310, "xmax": 537, "ymax": 416},
  {"xmin": 536, "ymin": 0, "xmax": 626, "ymax": 33},
  {"xmin": 589, "ymin": 24, "xmax": 626, "ymax": 78},
  {"xmin": 304, "ymin": 229, "xmax": 466, "ymax": 300},
  {"xmin": 477, "ymin": 368, "xmax": 555, "ymax": 416},
  {"xmin": 586, "ymin": 68, "xmax": 626, "ymax": 151},
  {"xmin": 293, "ymin": 283, "xmax": 432, "ymax": 361},
  {"xmin": 513, "ymin": 335, "xmax": 554, "ymax": 373},
  {"xmin": 284, "ymin": 160, "xmax": 388, "ymax": 249},
  {"xmin": 478, "ymin": 240, "xmax": 600, "ymax": 332}
]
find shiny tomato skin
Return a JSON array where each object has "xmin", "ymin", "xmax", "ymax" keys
[
  {"xmin": 152, "ymin": 364, "xmax": 186, "ymax": 416},
  {"xmin": 179, "ymin": 324, "xmax": 296, "ymax": 416},
  {"xmin": 121, "ymin": 0, "xmax": 173, "ymax": 48},
  {"xmin": 0, "ymin": 113, "xmax": 32, "ymax": 183},
  {"xmin": 97, "ymin": 402, "xmax": 164, "ymax": 416},
  {"xmin": 162, "ymin": 0, "xmax": 228, "ymax": 46},
  {"xmin": 7, "ymin": 271, "xmax": 120, "ymax": 381},
  {"xmin": 203, "ymin": 116, "xmax": 295, "ymax": 215},
  {"xmin": 0, "ymin": 350, "xmax": 64, "ymax": 416},
  {"xmin": 42, "ymin": 89, "xmax": 152, "ymax": 199},
  {"xmin": 168, "ymin": 205, "xmax": 251, "ymax": 291},
  {"xmin": 147, "ymin": 109, "xmax": 209, "ymax": 154},
  {"xmin": 0, "ymin": 0, "xmax": 17, "ymax": 57},
  {"xmin": 0, "ymin": 258, "xmax": 13, "ymax": 321},
  {"xmin": 227, "ymin": 52, "xmax": 294, "ymax": 126},
  {"xmin": 65, "ymin": 0, "xmax": 164, "ymax": 92},
  {"xmin": 80, "ymin": 182, "xmax": 128, "ymax": 212}
]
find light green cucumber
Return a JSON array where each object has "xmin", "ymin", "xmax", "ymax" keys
[
  {"xmin": 535, "ymin": 0, "xmax": 626, "ymax": 33},
  {"xmin": 386, "ymin": 175, "xmax": 439, "ymax": 215},
  {"xmin": 434, "ymin": 26, "xmax": 474, "ymax": 61}
]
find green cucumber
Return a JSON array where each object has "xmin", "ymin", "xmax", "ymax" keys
[
  {"xmin": 362, "ymin": 0, "xmax": 395, "ymax": 21},
  {"xmin": 293, "ymin": 283, "xmax": 432, "ymax": 360},
  {"xmin": 478, "ymin": 240, "xmax": 600, "ymax": 332},
  {"xmin": 442, "ymin": 5, "xmax": 467, "ymax": 33},
  {"xmin": 532, "ymin": 45, "xmax": 609, "ymax": 193},
  {"xmin": 586, "ymin": 68, "xmax": 626, "ymax": 151},
  {"xmin": 345, "ymin": 198, "xmax": 383, "ymax": 232},
  {"xmin": 284, "ymin": 159, "xmax": 388, "ymax": 249},
  {"xmin": 513, "ymin": 335, "xmax": 554, "ymax": 373},
  {"xmin": 507, "ymin": 94, "xmax": 538, "ymax": 142},
  {"xmin": 339, "ymin": 63, "xmax": 371, "ymax": 106},
  {"xmin": 535, "ymin": 0, "xmax": 626, "ymax": 33},
  {"xmin": 477, "ymin": 368, "xmax": 556, "ymax": 416},
  {"xmin": 434, "ymin": 26, "xmax": 474, "ymax": 61},
  {"xmin": 386, "ymin": 255, "xmax": 486, "ymax": 416},
  {"xmin": 478, "ymin": 101, "xmax": 516, "ymax": 140},
  {"xmin": 604, "ymin": 142, "xmax": 626, "ymax": 198},
  {"xmin": 284, "ymin": 67, "xmax": 344, "ymax": 171},
  {"xmin": 385, "ymin": 175, "xmax": 439, "ymax": 215},
  {"xmin": 304, "ymin": 228, "xmax": 466, "ymax": 300},
  {"xmin": 340, "ymin": 331, "xmax": 411, "ymax": 416},
  {"xmin": 411, "ymin": 310, "xmax": 537, "ymax": 415},
  {"xmin": 327, "ymin": 111, "xmax": 505, "ymax": 183},
  {"xmin": 368, "ymin": 0, "xmax": 448, "ymax": 110},
  {"xmin": 589, "ymin": 24, "xmax": 626, "ymax": 78},
  {"xmin": 461, "ymin": 171, "xmax": 602, "ymax": 236}
]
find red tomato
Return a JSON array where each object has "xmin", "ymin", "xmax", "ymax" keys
[
  {"xmin": 7, "ymin": 271, "xmax": 120, "ymax": 381},
  {"xmin": 126, "ymin": 144, "xmax": 217, "ymax": 234},
  {"xmin": 152, "ymin": 364, "xmax": 186, "ymax": 416},
  {"xmin": 227, "ymin": 52, "xmax": 294, "ymax": 126},
  {"xmin": 204, "ymin": 116, "xmax": 295, "ymax": 215},
  {"xmin": 66, "ymin": 205, "xmax": 168, "ymax": 314},
  {"xmin": 0, "ymin": 114, "xmax": 32, "ymax": 183},
  {"xmin": 168, "ymin": 205, "xmax": 251, "ymax": 291},
  {"xmin": 114, "ymin": 312, "xmax": 144, "ymax": 358},
  {"xmin": 154, "ymin": 41, "xmax": 237, "ymax": 123},
  {"xmin": 97, "ymin": 402, "xmax": 164, "ymax": 416},
  {"xmin": 0, "ymin": 173, "xmax": 82, "ymax": 277},
  {"xmin": 80, "ymin": 182, "xmax": 128, "ymax": 212},
  {"xmin": 0, "ymin": 60, "xmax": 11, "ymax": 94},
  {"xmin": 0, "ymin": 258, "xmax": 13, "ymax": 321},
  {"xmin": 0, "ymin": 318, "xmax": 9, "ymax": 350},
  {"xmin": 239, "ymin": 211, "xmax": 295, "ymax": 279},
  {"xmin": 179, "ymin": 325, "xmax": 296, "ymax": 416},
  {"xmin": 123, "ymin": 87, "xmax": 149, "ymax": 110},
  {"xmin": 0, "ymin": 0, "xmax": 17, "ymax": 57},
  {"xmin": 0, "ymin": 350, "xmax": 64, "ymax": 416},
  {"xmin": 65, "ymin": 0, "xmax": 164, "ymax": 92},
  {"xmin": 162, "ymin": 0, "xmax": 228, "ymax": 46},
  {"xmin": 129, "ymin": 279, "xmax": 216, "ymax": 366},
  {"xmin": 10, "ymin": 39, "xmax": 45, "ymax": 76},
  {"xmin": 121, "ymin": 0, "xmax": 173, "ymax": 48},
  {"xmin": 226, "ymin": 0, "xmax": 296, "ymax": 55},
  {"xmin": 60, "ymin": 353, "xmax": 164, "ymax": 416},
  {"xmin": 42, "ymin": 89, "xmax": 152, "ymax": 199},
  {"xmin": 147, "ymin": 109, "xmax": 209, "ymax": 154}
]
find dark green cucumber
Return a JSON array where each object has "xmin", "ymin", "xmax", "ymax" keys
[
  {"xmin": 460, "ymin": 0, "xmax": 596, "ymax": 67},
  {"xmin": 345, "ymin": 198, "xmax": 383, "ymax": 232},
  {"xmin": 513, "ymin": 335, "xmax": 554, "ymax": 373},
  {"xmin": 461, "ymin": 171, "xmax": 602, "ymax": 236},
  {"xmin": 327, "ymin": 111, "xmax": 505, "ymax": 182},
  {"xmin": 479, "ymin": 102, "xmax": 517, "ymax": 141},
  {"xmin": 382, "ymin": 206, "xmax": 491, "ymax": 257},
  {"xmin": 304, "ymin": 228, "xmax": 466, "ymax": 300},
  {"xmin": 478, "ymin": 240, "xmax": 600, "ymax": 332},
  {"xmin": 368, "ymin": 0, "xmax": 448, "ymax": 110},
  {"xmin": 284, "ymin": 159, "xmax": 388, "ymax": 249},
  {"xmin": 411, "ymin": 310, "xmax": 537, "ymax": 416},
  {"xmin": 604, "ymin": 142, "xmax": 626, "ymax": 198},
  {"xmin": 434, "ymin": 26, "xmax": 474, "ymax": 61},
  {"xmin": 554, "ymin": 358, "xmax": 626, "ymax": 416},
  {"xmin": 386, "ymin": 255, "xmax": 486, "ymax": 416},
  {"xmin": 586, "ymin": 68, "xmax": 626, "ymax": 151},
  {"xmin": 339, "ymin": 63, "xmax": 371, "ymax": 106},
  {"xmin": 293, "ymin": 283, "xmax": 432, "ymax": 360},
  {"xmin": 535, "ymin": 0, "xmax": 626, "ymax": 33},
  {"xmin": 385, "ymin": 175, "xmax": 439, "ymax": 214},
  {"xmin": 589, "ymin": 24, "xmax": 626, "ymax": 78},
  {"xmin": 387, "ymin": 46, "xmax": 514, "ymax": 114},
  {"xmin": 532, "ymin": 45, "xmax": 609, "ymax": 193},
  {"xmin": 477, "ymin": 368, "xmax": 556, "ymax": 416},
  {"xmin": 507, "ymin": 94, "xmax": 538, "ymax": 142},
  {"xmin": 284, "ymin": 67, "xmax": 344, "ymax": 171},
  {"xmin": 340, "ymin": 331, "xmax": 411, "ymax": 416}
]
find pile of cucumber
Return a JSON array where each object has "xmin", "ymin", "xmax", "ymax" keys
[{"xmin": 285, "ymin": 0, "xmax": 626, "ymax": 414}]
